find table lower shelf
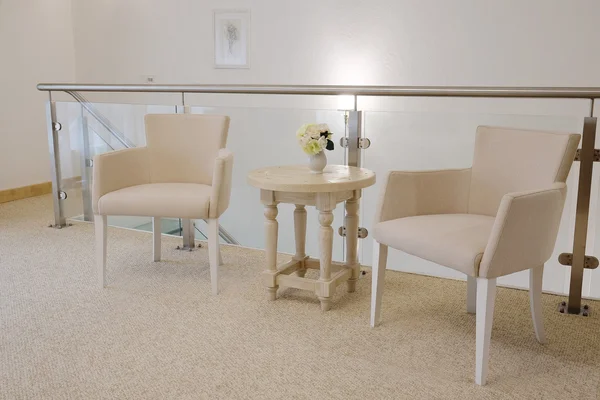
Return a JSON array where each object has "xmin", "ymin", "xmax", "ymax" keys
[{"xmin": 262, "ymin": 257, "xmax": 359, "ymax": 311}]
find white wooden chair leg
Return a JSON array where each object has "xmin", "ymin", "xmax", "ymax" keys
[
  {"xmin": 94, "ymin": 215, "xmax": 107, "ymax": 288},
  {"xmin": 467, "ymin": 275, "xmax": 477, "ymax": 314},
  {"xmin": 208, "ymin": 218, "xmax": 220, "ymax": 295},
  {"xmin": 475, "ymin": 277, "xmax": 496, "ymax": 386},
  {"xmin": 370, "ymin": 242, "xmax": 388, "ymax": 327},
  {"xmin": 153, "ymin": 217, "xmax": 161, "ymax": 262},
  {"xmin": 209, "ymin": 221, "xmax": 223, "ymax": 265},
  {"xmin": 530, "ymin": 265, "xmax": 547, "ymax": 344}
]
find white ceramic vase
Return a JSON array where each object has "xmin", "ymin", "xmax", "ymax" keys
[{"xmin": 309, "ymin": 151, "xmax": 327, "ymax": 174}]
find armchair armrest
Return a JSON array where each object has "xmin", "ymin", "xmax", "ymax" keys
[
  {"xmin": 375, "ymin": 168, "xmax": 472, "ymax": 223},
  {"xmin": 209, "ymin": 148, "xmax": 234, "ymax": 218},
  {"xmin": 479, "ymin": 183, "xmax": 567, "ymax": 278},
  {"xmin": 92, "ymin": 147, "xmax": 149, "ymax": 214}
]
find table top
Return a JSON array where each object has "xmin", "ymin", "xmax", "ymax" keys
[{"xmin": 247, "ymin": 165, "xmax": 376, "ymax": 193}]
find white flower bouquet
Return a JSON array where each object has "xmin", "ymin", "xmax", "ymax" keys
[{"xmin": 296, "ymin": 123, "xmax": 334, "ymax": 155}]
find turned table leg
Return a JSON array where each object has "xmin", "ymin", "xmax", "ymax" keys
[
  {"xmin": 294, "ymin": 204, "xmax": 307, "ymax": 277},
  {"xmin": 345, "ymin": 192, "xmax": 360, "ymax": 293},
  {"xmin": 264, "ymin": 203, "xmax": 279, "ymax": 300},
  {"xmin": 317, "ymin": 196, "xmax": 335, "ymax": 311}
]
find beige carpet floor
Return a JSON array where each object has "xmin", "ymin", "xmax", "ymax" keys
[{"xmin": 1, "ymin": 195, "xmax": 599, "ymax": 400}]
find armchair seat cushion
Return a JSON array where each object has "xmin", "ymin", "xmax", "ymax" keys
[
  {"xmin": 96, "ymin": 183, "xmax": 212, "ymax": 219},
  {"xmin": 373, "ymin": 214, "xmax": 495, "ymax": 276}
]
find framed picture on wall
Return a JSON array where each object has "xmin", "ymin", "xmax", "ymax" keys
[{"xmin": 213, "ymin": 9, "xmax": 250, "ymax": 69}]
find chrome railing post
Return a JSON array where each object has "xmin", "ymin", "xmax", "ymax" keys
[
  {"xmin": 346, "ymin": 113, "xmax": 362, "ymax": 167},
  {"xmin": 178, "ymin": 98, "xmax": 197, "ymax": 250},
  {"xmin": 567, "ymin": 114, "xmax": 597, "ymax": 314},
  {"xmin": 181, "ymin": 219, "xmax": 196, "ymax": 250},
  {"xmin": 341, "ymin": 96, "xmax": 368, "ymax": 261},
  {"xmin": 46, "ymin": 96, "xmax": 66, "ymax": 228},
  {"xmin": 79, "ymin": 112, "xmax": 94, "ymax": 221}
]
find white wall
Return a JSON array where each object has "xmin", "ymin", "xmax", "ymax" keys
[
  {"xmin": 72, "ymin": 0, "xmax": 600, "ymax": 86},
  {"xmin": 0, "ymin": 0, "xmax": 76, "ymax": 190}
]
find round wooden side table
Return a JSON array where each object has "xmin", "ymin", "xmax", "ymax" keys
[{"xmin": 248, "ymin": 164, "xmax": 376, "ymax": 311}]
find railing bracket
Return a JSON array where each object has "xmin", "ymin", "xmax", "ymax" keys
[
  {"xmin": 358, "ymin": 138, "xmax": 371, "ymax": 149},
  {"xmin": 574, "ymin": 148, "xmax": 600, "ymax": 162},
  {"xmin": 340, "ymin": 137, "xmax": 369, "ymax": 150},
  {"xmin": 340, "ymin": 137, "xmax": 370, "ymax": 149},
  {"xmin": 558, "ymin": 252, "xmax": 599, "ymax": 269},
  {"xmin": 176, "ymin": 245, "xmax": 197, "ymax": 252},
  {"xmin": 558, "ymin": 301, "xmax": 590, "ymax": 316},
  {"xmin": 47, "ymin": 222, "xmax": 72, "ymax": 229},
  {"xmin": 338, "ymin": 226, "xmax": 368, "ymax": 239}
]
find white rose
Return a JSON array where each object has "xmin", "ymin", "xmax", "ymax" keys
[
  {"xmin": 296, "ymin": 123, "xmax": 309, "ymax": 137},
  {"xmin": 306, "ymin": 124, "xmax": 320, "ymax": 139},
  {"xmin": 317, "ymin": 136, "xmax": 327, "ymax": 149},
  {"xmin": 317, "ymin": 123, "xmax": 329, "ymax": 133}
]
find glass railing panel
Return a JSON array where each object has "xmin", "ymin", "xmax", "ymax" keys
[
  {"xmin": 70, "ymin": 92, "xmax": 183, "ymax": 106},
  {"xmin": 54, "ymin": 101, "xmax": 179, "ymax": 225},
  {"xmin": 106, "ymin": 215, "xmax": 152, "ymax": 230},
  {"xmin": 184, "ymin": 93, "xmax": 353, "ymax": 111},
  {"xmin": 82, "ymin": 103, "xmax": 177, "ymax": 148},
  {"xmin": 105, "ymin": 217, "xmax": 231, "ymax": 245},
  {"xmin": 190, "ymin": 105, "xmax": 348, "ymax": 262},
  {"xmin": 53, "ymin": 101, "xmax": 87, "ymax": 220},
  {"xmin": 194, "ymin": 220, "xmax": 233, "ymax": 244},
  {"xmin": 131, "ymin": 217, "xmax": 183, "ymax": 236},
  {"xmin": 82, "ymin": 103, "xmax": 177, "ymax": 228},
  {"xmin": 361, "ymin": 104, "xmax": 590, "ymax": 295}
]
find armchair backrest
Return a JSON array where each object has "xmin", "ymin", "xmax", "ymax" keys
[
  {"xmin": 468, "ymin": 126, "xmax": 580, "ymax": 216},
  {"xmin": 144, "ymin": 114, "xmax": 230, "ymax": 185}
]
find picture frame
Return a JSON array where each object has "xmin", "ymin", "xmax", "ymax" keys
[{"xmin": 213, "ymin": 9, "xmax": 250, "ymax": 69}]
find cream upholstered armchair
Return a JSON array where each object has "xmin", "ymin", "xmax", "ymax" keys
[
  {"xmin": 92, "ymin": 114, "xmax": 233, "ymax": 295},
  {"xmin": 370, "ymin": 126, "xmax": 580, "ymax": 385}
]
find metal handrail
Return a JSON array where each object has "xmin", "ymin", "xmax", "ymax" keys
[{"xmin": 38, "ymin": 83, "xmax": 600, "ymax": 99}]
